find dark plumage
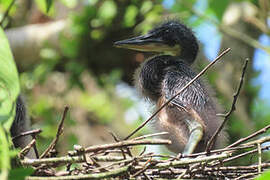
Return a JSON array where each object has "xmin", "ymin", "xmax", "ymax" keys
[
  {"xmin": 115, "ymin": 21, "xmax": 226, "ymax": 154},
  {"xmin": 10, "ymin": 96, "xmax": 35, "ymax": 158}
]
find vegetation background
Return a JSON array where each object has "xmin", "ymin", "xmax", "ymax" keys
[{"xmin": 0, "ymin": 0, "xmax": 269, "ymax": 179}]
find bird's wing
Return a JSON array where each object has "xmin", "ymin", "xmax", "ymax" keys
[
  {"xmin": 162, "ymin": 66, "xmax": 206, "ymax": 111},
  {"xmin": 162, "ymin": 68, "xmax": 207, "ymax": 154}
]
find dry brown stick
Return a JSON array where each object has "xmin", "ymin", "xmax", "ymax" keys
[
  {"xmin": 182, "ymin": 144, "xmax": 254, "ymax": 158},
  {"xmin": 198, "ymin": 163, "xmax": 270, "ymax": 172},
  {"xmin": 235, "ymin": 172, "xmax": 259, "ymax": 180},
  {"xmin": 185, "ymin": 129, "xmax": 270, "ymax": 158},
  {"xmin": 40, "ymin": 106, "xmax": 69, "ymax": 158},
  {"xmin": 216, "ymin": 144, "xmax": 270, "ymax": 165},
  {"xmin": 12, "ymin": 129, "xmax": 42, "ymax": 141},
  {"xmin": 21, "ymin": 155, "xmax": 128, "ymax": 166},
  {"xmin": 69, "ymin": 138, "xmax": 171, "ymax": 156},
  {"xmin": 32, "ymin": 135, "xmax": 40, "ymax": 158},
  {"xmin": 133, "ymin": 132, "xmax": 169, "ymax": 141},
  {"xmin": 131, "ymin": 157, "xmax": 152, "ymax": 178},
  {"xmin": 124, "ymin": 48, "xmax": 231, "ymax": 140},
  {"xmin": 206, "ymin": 58, "xmax": 249, "ymax": 152},
  {"xmin": 257, "ymin": 143, "xmax": 262, "ymax": 174},
  {"xmin": 108, "ymin": 131, "xmax": 128, "ymax": 159},
  {"xmin": 0, "ymin": 0, "xmax": 16, "ymax": 28},
  {"xmin": 226, "ymin": 124, "xmax": 270, "ymax": 148},
  {"xmin": 142, "ymin": 153, "xmax": 230, "ymax": 170},
  {"xmin": 19, "ymin": 139, "xmax": 36, "ymax": 159},
  {"xmin": 26, "ymin": 163, "xmax": 132, "ymax": 180}
]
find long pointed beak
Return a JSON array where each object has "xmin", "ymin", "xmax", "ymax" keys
[{"xmin": 114, "ymin": 33, "xmax": 164, "ymax": 52}]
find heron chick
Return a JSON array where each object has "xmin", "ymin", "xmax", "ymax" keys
[{"xmin": 114, "ymin": 21, "xmax": 226, "ymax": 154}]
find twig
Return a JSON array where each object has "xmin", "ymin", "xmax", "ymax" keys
[
  {"xmin": 206, "ymin": 59, "xmax": 249, "ymax": 152},
  {"xmin": 234, "ymin": 172, "xmax": 259, "ymax": 180},
  {"xmin": 12, "ymin": 129, "xmax": 42, "ymax": 141},
  {"xmin": 257, "ymin": 143, "xmax": 262, "ymax": 174},
  {"xmin": 26, "ymin": 164, "xmax": 131, "ymax": 180},
  {"xmin": 226, "ymin": 124, "xmax": 270, "ymax": 148},
  {"xmin": 132, "ymin": 132, "xmax": 169, "ymax": 140},
  {"xmin": 217, "ymin": 144, "xmax": 270, "ymax": 165},
  {"xmin": 124, "ymin": 48, "xmax": 231, "ymax": 140},
  {"xmin": 40, "ymin": 106, "xmax": 69, "ymax": 158},
  {"xmin": 21, "ymin": 155, "xmax": 129, "ymax": 166},
  {"xmin": 69, "ymin": 138, "xmax": 171, "ymax": 156},
  {"xmin": 0, "ymin": 0, "xmax": 16, "ymax": 28},
  {"xmin": 131, "ymin": 157, "xmax": 152, "ymax": 177},
  {"xmin": 150, "ymin": 153, "xmax": 230, "ymax": 169},
  {"xmin": 108, "ymin": 131, "xmax": 128, "ymax": 159},
  {"xmin": 19, "ymin": 139, "xmax": 36, "ymax": 159}
]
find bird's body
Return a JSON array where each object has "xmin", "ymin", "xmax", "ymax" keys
[
  {"xmin": 115, "ymin": 21, "xmax": 226, "ymax": 154},
  {"xmin": 11, "ymin": 95, "xmax": 35, "ymax": 158},
  {"xmin": 136, "ymin": 55, "xmax": 225, "ymax": 153}
]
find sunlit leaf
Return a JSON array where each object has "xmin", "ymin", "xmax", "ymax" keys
[
  {"xmin": 45, "ymin": 0, "xmax": 52, "ymax": 12},
  {"xmin": 140, "ymin": 1, "xmax": 153, "ymax": 14},
  {"xmin": 98, "ymin": 0, "xmax": 117, "ymax": 23},
  {"xmin": 35, "ymin": 0, "xmax": 54, "ymax": 16},
  {"xmin": 209, "ymin": 0, "xmax": 229, "ymax": 21},
  {"xmin": 8, "ymin": 168, "xmax": 34, "ymax": 180},
  {"xmin": 256, "ymin": 169, "xmax": 270, "ymax": 180},
  {"xmin": 124, "ymin": 5, "xmax": 138, "ymax": 27},
  {"xmin": 60, "ymin": 0, "xmax": 78, "ymax": 8},
  {"xmin": 0, "ymin": 27, "xmax": 19, "ymax": 130}
]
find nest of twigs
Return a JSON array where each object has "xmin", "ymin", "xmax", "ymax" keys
[
  {"xmin": 16, "ymin": 49, "xmax": 270, "ymax": 179},
  {"xmin": 18, "ymin": 125, "xmax": 270, "ymax": 180}
]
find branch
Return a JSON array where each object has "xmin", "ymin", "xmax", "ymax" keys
[
  {"xmin": 69, "ymin": 138, "xmax": 171, "ymax": 156},
  {"xmin": 227, "ymin": 124, "xmax": 270, "ymax": 148},
  {"xmin": 40, "ymin": 106, "xmax": 69, "ymax": 158},
  {"xmin": 206, "ymin": 59, "xmax": 249, "ymax": 152},
  {"xmin": 124, "ymin": 48, "xmax": 231, "ymax": 140},
  {"xmin": 12, "ymin": 129, "xmax": 42, "ymax": 141},
  {"xmin": 26, "ymin": 164, "xmax": 131, "ymax": 180}
]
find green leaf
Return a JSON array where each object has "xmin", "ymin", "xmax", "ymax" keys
[
  {"xmin": 209, "ymin": 0, "xmax": 230, "ymax": 21},
  {"xmin": 45, "ymin": 0, "xmax": 52, "ymax": 13},
  {"xmin": 35, "ymin": 0, "xmax": 54, "ymax": 16},
  {"xmin": 256, "ymin": 169, "xmax": 270, "ymax": 180},
  {"xmin": 60, "ymin": 0, "xmax": 78, "ymax": 8},
  {"xmin": 8, "ymin": 168, "xmax": 34, "ymax": 180},
  {"xmin": 0, "ymin": 126, "xmax": 10, "ymax": 179},
  {"xmin": 124, "ymin": 5, "xmax": 138, "ymax": 27},
  {"xmin": 98, "ymin": 0, "xmax": 117, "ymax": 23},
  {"xmin": 0, "ymin": 27, "xmax": 20, "ymax": 131}
]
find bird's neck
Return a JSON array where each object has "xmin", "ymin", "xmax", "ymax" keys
[
  {"xmin": 136, "ymin": 55, "xmax": 182, "ymax": 101},
  {"xmin": 178, "ymin": 47, "xmax": 198, "ymax": 65},
  {"xmin": 158, "ymin": 45, "xmax": 198, "ymax": 65}
]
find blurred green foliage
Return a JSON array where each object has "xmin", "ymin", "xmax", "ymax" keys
[
  {"xmin": 0, "ymin": 27, "xmax": 20, "ymax": 179},
  {"xmin": 257, "ymin": 169, "xmax": 270, "ymax": 180}
]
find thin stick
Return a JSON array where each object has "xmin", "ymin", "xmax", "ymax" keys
[
  {"xmin": 69, "ymin": 139, "xmax": 171, "ymax": 156},
  {"xmin": 124, "ymin": 48, "xmax": 231, "ymax": 140},
  {"xmin": 26, "ymin": 164, "xmax": 132, "ymax": 180},
  {"xmin": 205, "ymin": 59, "xmax": 249, "ymax": 152},
  {"xmin": 12, "ymin": 129, "xmax": 42, "ymax": 141},
  {"xmin": 19, "ymin": 139, "xmax": 36, "ymax": 159},
  {"xmin": 226, "ymin": 124, "xmax": 270, "ymax": 148},
  {"xmin": 131, "ymin": 157, "xmax": 152, "ymax": 177},
  {"xmin": 133, "ymin": 132, "xmax": 169, "ymax": 141},
  {"xmin": 40, "ymin": 106, "xmax": 69, "ymax": 158},
  {"xmin": 257, "ymin": 143, "xmax": 262, "ymax": 174}
]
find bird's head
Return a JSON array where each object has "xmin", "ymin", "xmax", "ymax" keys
[{"xmin": 114, "ymin": 21, "xmax": 199, "ymax": 64}]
